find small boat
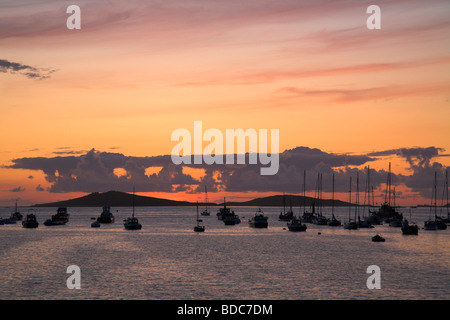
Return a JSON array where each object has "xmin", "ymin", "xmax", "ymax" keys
[
  {"xmin": 11, "ymin": 200, "xmax": 23, "ymax": 221},
  {"xmin": 279, "ymin": 194, "xmax": 294, "ymax": 221},
  {"xmin": 372, "ymin": 234, "xmax": 385, "ymax": 242},
  {"xmin": 91, "ymin": 221, "xmax": 101, "ymax": 228},
  {"xmin": 22, "ymin": 210, "xmax": 39, "ymax": 228},
  {"xmin": 424, "ymin": 219, "xmax": 438, "ymax": 231},
  {"xmin": 401, "ymin": 219, "xmax": 418, "ymax": 235},
  {"xmin": 223, "ymin": 211, "xmax": 240, "ymax": 225},
  {"xmin": 194, "ymin": 202, "xmax": 205, "ymax": 232},
  {"xmin": 424, "ymin": 172, "xmax": 440, "ymax": 231},
  {"xmin": 388, "ymin": 217, "xmax": 403, "ymax": 228},
  {"xmin": 124, "ymin": 188, "xmax": 142, "ymax": 230},
  {"xmin": 200, "ymin": 186, "xmax": 210, "ymax": 216},
  {"xmin": 97, "ymin": 205, "xmax": 115, "ymax": 223},
  {"xmin": 44, "ymin": 207, "xmax": 69, "ymax": 226},
  {"xmin": 344, "ymin": 175, "xmax": 358, "ymax": 230},
  {"xmin": 327, "ymin": 213, "xmax": 341, "ymax": 226},
  {"xmin": 327, "ymin": 175, "xmax": 341, "ymax": 226},
  {"xmin": 287, "ymin": 216, "xmax": 307, "ymax": 232},
  {"xmin": 217, "ymin": 198, "xmax": 231, "ymax": 220},
  {"xmin": 218, "ymin": 198, "xmax": 240, "ymax": 225},
  {"xmin": 249, "ymin": 208, "xmax": 268, "ymax": 228}
]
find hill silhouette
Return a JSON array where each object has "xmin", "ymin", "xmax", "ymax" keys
[{"xmin": 32, "ymin": 191, "xmax": 354, "ymax": 207}]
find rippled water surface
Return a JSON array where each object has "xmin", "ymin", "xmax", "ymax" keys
[{"xmin": 0, "ymin": 206, "xmax": 448, "ymax": 300}]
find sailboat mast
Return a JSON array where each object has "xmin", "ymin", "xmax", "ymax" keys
[
  {"xmin": 349, "ymin": 176, "xmax": 352, "ymax": 222},
  {"xmin": 132, "ymin": 186, "xmax": 135, "ymax": 218},
  {"xmin": 303, "ymin": 170, "xmax": 306, "ymax": 214},
  {"xmin": 446, "ymin": 169, "xmax": 449, "ymax": 215},
  {"xmin": 355, "ymin": 171, "xmax": 359, "ymax": 221},
  {"xmin": 388, "ymin": 162, "xmax": 391, "ymax": 206},
  {"xmin": 434, "ymin": 171, "xmax": 437, "ymax": 218},
  {"xmin": 332, "ymin": 173, "xmax": 335, "ymax": 215}
]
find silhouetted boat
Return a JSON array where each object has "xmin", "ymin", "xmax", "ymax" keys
[
  {"xmin": 249, "ymin": 208, "xmax": 268, "ymax": 228},
  {"xmin": 287, "ymin": 216, "xmax": 307, "ymax": 231},
  {"xmin": 217, "ymin": 198, "xmax": 240, "ymax": 225},
  {"xmin": 201, "ymin": 186, "xmax": 210, "ymax": 216},
  {"xmin": 91, "ymin": 221, "xmax": 101, "ymax": 228},
  {"xmin": 97, "ymin": 205, "xmax": 115, "ymax": 223},
  {"xmin": 344, "ymin": 175, "xmax": 358, "ymax": 230},
  {"xmin": 328, "ymin": 174, "xmax": 341, "ymax": 226},
  {"xmin": 424, "ymin": 172, "xmax": 441, "ymax": 231},
  {"xmin": 44, "ymin": 207, "xmax": 70, "ymax": 226},
  {"xmin": 124, "ymin": 188, "xmax": 142, "ymax": 230},
  {"xmin": 22, "ymin": 210, "xmax": 39, "ymax": 228},
  {"xmin": 279, "ymin": 194, "xmax": 294, "ymax": 221},
  {"xmin": 370, "ymin": 163, "xmax": 403, "ymax": 222},
  {"xmin": 217, "ymin": 198, "xmax": 230, "ymax": 220},
  {"xmin": 194, "ymin": 201, "xmax": 205, "ymax": 232},
  {"xmin": 11, "ymin": 200, "xmax": 23, "ymax": 221},
  {"xmin": 401, "ymin": 219, "xmax": 418, "ymax": 235},
  {"xmin": 372, "ymin": 234, "xmax": 385, "ymax": 242}
]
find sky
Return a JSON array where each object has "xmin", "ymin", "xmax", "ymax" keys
[{"xmin": 0, "ymin": 0, "xmax": 449, "ymax": 206}]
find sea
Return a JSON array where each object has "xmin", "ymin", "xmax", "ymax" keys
[{"xmin": 0, "ymin": 206, "xmax": 448, "ymax": 300}]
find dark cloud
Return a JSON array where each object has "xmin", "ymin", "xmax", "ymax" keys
[
  {"xmin": 4, "ymin": 147, "xmax": 448, "ymax": 201},
  {"xmin": 0, "ymin": 58, "xmax": 56, "ymax": 80},
  {"xmin": 35, "ymin": 184, "xmax": 45, "ymax": 192},
  {"xmin": 9, "ymin": 186, "xmax": 25, "ymax": 192}
]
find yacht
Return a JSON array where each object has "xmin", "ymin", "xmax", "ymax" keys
[
  {"xmin": 401, "ymin": 219, "xmax": 418, "ymax": 235},
  {"xmin": 201, "ymin": 186, "xmax": 210, "ymax": 216},
  {"xmin": 327, "ymin": 174, "xmax": 341, "ymax": 226},
  {"xmin": 249, "ymin": 208, "xmax": 268, "ymax": 228},
  {"xmin": 97, "ymin": 205, "xmax": 115, "ymax": 223},
  {"xmin": 124, "ymin": 189, "xmax": 142, "ymax": 230},
  {"xmin": 344, "ymin": 175, "xmax": 358, "ymax": 230},
  {"xmin": 279, "ymin": 194, "xmax": 294, "ymax": 221},
  {"xmin": 22, "ymin": 210, "xmax": 39, "ymax": 228},
  {"xmin": 44, "ymin": 207, "xmax": 69, "ymax": 226},
  {"xmin": 11, "ymin": 200, "xmax": 23, "ymax": 221},
  {"xmin": 194, "ymin": 202, "xmax": 205, "ymax": 232},
  {"xmin": 424, "ymin": 172, "xmax": 440, "ymax": 231},
  {"xmin": 287, "ymin": 216, "xmax": 307, "ymax": 232}
]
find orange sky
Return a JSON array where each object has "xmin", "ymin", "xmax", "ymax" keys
[{"xmin": 0, "ymin": 0, "xmax": 449, "ymax": 206}]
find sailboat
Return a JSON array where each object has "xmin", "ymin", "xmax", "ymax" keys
[
  {"xmin": 344, "ymin": 175, "xmax": 358, "ymax": 230},
  {"xmin": 401, "ymin": 209, "xmax": 418, "ymax": 235},
  {"xmin": 301, "ymin": 170, "xmax": 314, "ymax": 223},
  {"xmin": 279, "ymin": 193, "xmax": 294, "ymax": 221},
  {"xmin": 312, "ymin": 173, "xmax": 327, "ymax": 225},
  {"xmin": 201, "ymin": 185, "xmax": 210, "ymax": 216},
  {"xmin": 388, "ymin": 188, "xmax": 403, "ymax": 227},
  {"xmin": 11, "ymin": 200, "xmax": 23, "ymax": 221},
  {"xmin": 194, "ymin": 201, "xmax": 205, "ymax": 232},
  {"xmin": 424, "ymin": 172, "xmax": 438, "ymax": 231},
  {"xmin": 328, "ymin": 174, "xmax": 341, "ymax": 226},
  {"xmin": 370, "ymin": 162, "xmax": 403, "ymax": 222},
  {"xmin": 124, "ymin": 188, "xmax": 142, "ymax": 230}
]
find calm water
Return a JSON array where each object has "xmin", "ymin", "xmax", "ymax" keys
[{"xmin": 0, "ymin": 206, "xmax": 449, "ymax": 300}]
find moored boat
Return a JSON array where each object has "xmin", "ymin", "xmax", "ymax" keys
[
  {"xmin": 249, "ymin": 208, "xmax": 268, "ymax": 228},
  {"xmin": 97, "ymin": 205, "xmax": 115, "ymax": 223},
  {"xmin": 22, "ymin": 210, "xmax": 39, "ymax": 228}
]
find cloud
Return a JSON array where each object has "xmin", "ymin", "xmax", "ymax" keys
[
  {"xmin": 35, "ymin": 184, "xmax": 45, "ymax": 192},
  {"xmin": 4, "ymin": 146, "xmax": 448, "ymax": 200},
  {"xmin": 9, "ymin": 186, "xmax": 25, "ymax": 192},
  {"xmin": 0, "ymin": 58, "xmax": 56, "ymax": 80}
]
